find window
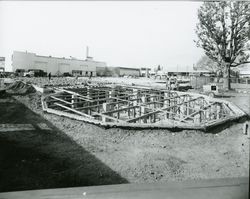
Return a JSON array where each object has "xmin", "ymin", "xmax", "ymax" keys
[{"xmin": 211, "ymin": 85, "xmax": 217, "ymax": 91}]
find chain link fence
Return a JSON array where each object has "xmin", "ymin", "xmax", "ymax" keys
[{"xmin": 190, "ymin": 76, "xmax": 250, "ymax": 89}]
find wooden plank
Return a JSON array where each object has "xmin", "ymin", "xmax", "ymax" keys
[
  {"xmin": 180, "ymin": 102, "xmax": 216, "ymax": 121},
  {"xmin": 107, "ymin": 100, "xmax": 130, "ymax": 106},
  {"xmin": 158, "ymin": 110, "xmax": 192, "ymax": 120},
  {"xmin": 50, "ymin": 96, "xmax": 72, "ymax": 105},
  {"xmin": 55, "ymin": 88, "xmax": 93, "ymax": 100},
  {"xmin": 127, "ymin": 97, "xmax": 203, "ymax": 123},
  {"xmin": 110, "ymin": 97, "xmax": 133, "ymax": 103},
  {"xmin": 75, "ymin": 95, "xmax": 94, "ymax": 102},
  {"xmin": 74, "ymin": 104, "xmax": 102, "ymax": 110},
  {"xmin": 92, "ymin": 112, "xmax": 126, "ymax": 123},
  {"xmin": 54, "ymin": 103, "xmax": 93, "ymax": 119},
  {"xmin": 103, "ymin": 105, "xmax": 140, "ymax": 115}
]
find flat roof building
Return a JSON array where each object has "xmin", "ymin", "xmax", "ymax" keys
[
  {"xmin": 233, "ymin": 64, "xmax": 250, "ymax": 78},
  {"xmin": 12, "ymin": 51, "xmax": 106, "ymax": 76},
  {"xmin": 118, "ymin": 67, "xmax": 141, "ymax": 77},
  {"xmin": 140, "ymin": 67, "xmax": 151, "ymax": 77},
  {"xmin": 96, "ymin": 66, "xmax": 141, "ymax": 77}
]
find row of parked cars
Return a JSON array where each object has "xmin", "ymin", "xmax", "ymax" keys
[
  {"xmin": 15, "ymin": 70, "xmax": 76, "ymax": 77},
  {"xmin": 15, "ymin": 69, "xmax": 47, "ymax": 77}
]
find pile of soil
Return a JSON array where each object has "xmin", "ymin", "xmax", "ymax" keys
[{"xmin": 4, "ymin": 81, "xmax": 36, "ymax": 95}]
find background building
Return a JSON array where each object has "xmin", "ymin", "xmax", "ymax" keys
[
  {"xmin": 96, "ymin": 66, "xmax": 141, "ymax": 77},
  {"xmin": 117, "ymin": 67, "xmax": 140, "ymax": 77},
  {"xmin": 167, "ymin": 69, "xmax": 213, "ymax": 77},
  {"xmin": 140, "ymin": 67, "xmax": 151, "ymax": 77},
  {"xmin": 12, "ymin": 51, "xmax": 106, "ymax": 76},
  {"xmin": 96, "ymin": 66, "xmax": 119, "ymax": 77},
  {"xmin": 233, "ymin": 64, "xmax": 250, "ymax": 78}
]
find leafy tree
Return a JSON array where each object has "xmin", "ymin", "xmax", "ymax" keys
[
  {"xmin": 195, "ymin": 1, "xmax": 250, "ymax": 89},
  {"xmin": 194, "ymin": 55, "xmax": 219, "ymax": 72}
]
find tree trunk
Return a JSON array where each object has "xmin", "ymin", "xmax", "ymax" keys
[
  {"xmin": 228, "ymin": 65, "xmax": 231, "ymax": 90},
  {"xmin": 223, "ymin": 63, "xmax": 228, "ymax": 90},
  {"xmin": 223, "ymin": 76, "xmax": 228, "ymax": 90},
  {"xmin": 223, "ymin": 63, "xmax": 231, "ymax": 90}
]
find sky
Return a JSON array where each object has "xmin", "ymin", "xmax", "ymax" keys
[{"xmin": 0, "ymin": 1, "xmax": 204, "ymax": 72}]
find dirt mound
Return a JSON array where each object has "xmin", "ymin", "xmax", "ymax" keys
[{"xmin": 5, "ymin": 81, "xmax": 36, "ymax": 95}]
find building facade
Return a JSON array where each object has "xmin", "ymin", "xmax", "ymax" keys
[
  {"xmin": 12, "ymin": 51, "xmax": 106, "ymax": 76},
  {"xmin": 234, "ymin": 64, "xmax": 250, "ymax": 78},
  {"xmin": 96, "ymin": 66, "xmax": 141, "ymax": 77},
  {"xmin": 118, "ymin": 67, "xmax": 140, "ymax": 77},
  {"xmin": 96, "ymin": 66, "xmax": 119, "ymax": 77},
  {"xmin": 140, "ymin": 67, "xmax": 151, "ymax": 77}
]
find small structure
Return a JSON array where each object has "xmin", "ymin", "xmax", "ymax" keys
[
  {"xmin": 140, "ymin": 67, "xmax": 151, "ymax": 77},
  {"xmin": 117, "ymin": 67, "xmax": 141, "ymax": 77},
  {"xmin": 155, "ymin": 71, "xmax": 168, "ymax": 79},
  {"xmin": 96, "ymin": 66, "xmax": 140, "ymax": 77}
]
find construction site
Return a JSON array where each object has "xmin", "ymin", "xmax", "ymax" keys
[
  {"xmin": 0, "ymin": 76, "xmax": 249, "ymax": 193},
  {"xmin": 42, "ymin": 84, "xmax": 245, "ymax": 130},
  {"xmin": 0, "ymin": 1, "xmax": 250, "ymax": 197}
]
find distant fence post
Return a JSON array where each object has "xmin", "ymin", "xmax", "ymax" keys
[
  {"xmin": 195, "ymin": 76, "xmax": 197, "ymax": 89},
  {"xmin": 243, "ymin": 122, "xmax": 249, "ymax": 138}
]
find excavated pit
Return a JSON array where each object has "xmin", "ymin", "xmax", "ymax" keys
[{"xmin": 41, "ymin": 85, "xmax": 246, "ymax": 130}]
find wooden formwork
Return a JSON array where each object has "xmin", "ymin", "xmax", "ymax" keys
[{"xmin": 41, "ymin": 85, "xmax": 246, "ymax": 130}]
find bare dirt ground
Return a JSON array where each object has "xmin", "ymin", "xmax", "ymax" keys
[
  {"xmin": 0, "ymin": 97, "xmax": 127, "ymax": 192},
  {"xmin": 0, "ymin": 77, "xmax": 249, "ymax": 192}
]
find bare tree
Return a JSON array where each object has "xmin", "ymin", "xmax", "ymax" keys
[{"xmin": 195, "ymin": 1, "xmax": 250, "ymax": 89}]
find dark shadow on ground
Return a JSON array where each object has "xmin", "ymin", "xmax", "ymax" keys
[
  {"xmin": 0, "ymin": 97, "xmax": 128, "ymax": 192},
  {"xmin": 206, "ymin": 116, "xmax": 250, "ymax": 134},
  {"xmin": 215, "ymin": 95, "xmax": 234, "ymax": 98}
]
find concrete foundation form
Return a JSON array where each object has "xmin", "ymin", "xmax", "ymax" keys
[{"xmin": 41, "ymin": 85, "xmax": 246, "ymax": 130}]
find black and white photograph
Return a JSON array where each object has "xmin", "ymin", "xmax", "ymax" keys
[{"xmin": 0, "ymin": 0, "xmax": 249, "ymax": 198}]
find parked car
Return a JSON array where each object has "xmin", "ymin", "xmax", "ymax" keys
[
  {"xmin": 177, "ymin": 79, "xmax": 192, "ymax": 91},
  {"xmin": 202, "ymin": 83, "xmax": 224, "ymax": 97},
  {"xmin": 167, "ymin": 77, "xmax": 192, "ymax": 91},
  {"xmin": 15, "ymin": 69, "xmax": 25, "ymax": 77},
  {"xmin": 27, "ymin": 69, "xmax": 47, "ymax": 77},
  {"xmin": 63, "ymin": 72, "xmax": 72, "ymax": 77},
  {"xmin": 24, "ymin": 70, "xmax": 35, "ymax": 77}
]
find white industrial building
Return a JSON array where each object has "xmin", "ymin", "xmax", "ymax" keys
[{"xmin": 12, "ymin": 51, "xmax": 106, "ymax": 76}]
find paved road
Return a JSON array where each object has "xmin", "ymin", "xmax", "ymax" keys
[
  {"xmin": 224, "ymin": 93, "xmax": 250, "ymax": 116},
  {"xmin": 0, "ymin": 177, "xmax": 248, "ymax": 199}
]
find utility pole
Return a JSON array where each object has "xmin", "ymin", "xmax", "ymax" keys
[{"xmin": 86, "ymin": 46, "xmax": 89, "ymax": 59}]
